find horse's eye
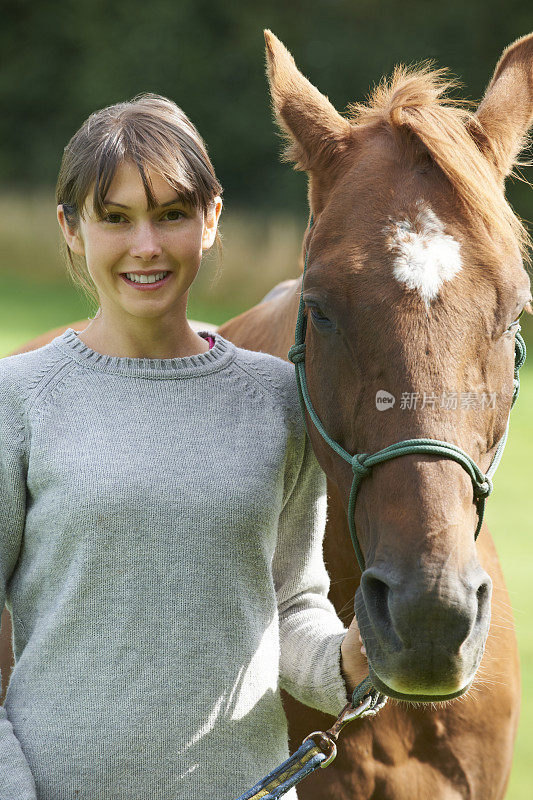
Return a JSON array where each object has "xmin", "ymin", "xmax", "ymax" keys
[
  {"xmin": 508, "ymin": 301, "xmax": 531, "ymax": 330},
  {"xmin": 309, "ymin": 306, "xmax": 333, "ymax": 327}
]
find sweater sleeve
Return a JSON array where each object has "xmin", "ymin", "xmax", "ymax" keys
[
  {"xmin": 0, "ymin": 374, "xmax": 37, "ymax": 799},
  {"xmin": 272, "ymin": 431, "xmax": 349, "ymax": 717}
]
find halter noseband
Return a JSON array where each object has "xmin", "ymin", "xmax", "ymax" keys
[{"xmin": 288, "ymin": 216, "xmax": 526, "ymax": 573}]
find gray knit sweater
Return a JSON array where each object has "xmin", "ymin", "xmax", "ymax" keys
[{"xmin": 0, "ymin": 329, "xmax": 349, "ymax": 800}]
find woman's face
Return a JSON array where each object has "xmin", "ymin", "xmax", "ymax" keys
[{"xmin": 58, "ymin": 160, "xmax": 221, "ymax": 327}]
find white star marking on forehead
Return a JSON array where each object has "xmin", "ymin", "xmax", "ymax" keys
[{"xmin": 386, "ymin": 202, "xmax": 462, "ymax": 305}]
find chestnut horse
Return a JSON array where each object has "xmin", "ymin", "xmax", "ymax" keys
[{"xmin": 2, "ymin": 30, "xmax": 533, "ymax": 800}]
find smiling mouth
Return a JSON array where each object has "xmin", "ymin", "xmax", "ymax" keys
[{"xmin": 120, "ymin": 271, "xmax": 172, "ymax": 289}]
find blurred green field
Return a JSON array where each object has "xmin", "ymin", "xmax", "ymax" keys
[
  {"xmin": 490, "ymin": 370, "xmax": 533, "ymax": 800},
  {"xmin": 0, "ymin": 195, "xmax": 532, "ymax": 798}
]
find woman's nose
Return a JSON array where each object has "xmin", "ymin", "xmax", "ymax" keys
[{"xmin": 129, "ymin": 223, "xmax": 163, "ymax": 260}]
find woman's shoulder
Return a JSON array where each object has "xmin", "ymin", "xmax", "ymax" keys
[
  {"xmin": 225, "ymin": 339, "xmax": 302, "ymax": 423},
  {"xmin": 0, "ymin": 338, "xmax": 67, "ymax": 404},
  {"xmin": 229, "ymin": 340, "xmax": 297, "ymax": 395}
]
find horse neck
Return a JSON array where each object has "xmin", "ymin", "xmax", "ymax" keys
[{"xmin": 219, "ymin": 276, "xmax": 302, "ymax": 360}]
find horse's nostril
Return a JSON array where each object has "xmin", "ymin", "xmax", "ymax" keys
[
  {"xmin": 363, "ymin": 573, "xmax": 390, "ymax": 619},
  {"xmin": 360, "ymin": 570, "xmax": 399, "ymax": 647},
  {"xmin": 475, "ymin": 576, "xmax": 492, "ymax": 628},
  {"xmin": 476, "ymin": 581, "xmax": 489, "ymax": 602}
]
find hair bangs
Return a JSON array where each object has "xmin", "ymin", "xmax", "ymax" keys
[
  {"xmin": 90, "ymin": 122, "xmax": 205, "ymax": 216},
  {"xmin": 90, "ymin": 134, "xmax": 126, "ymax": 219}
]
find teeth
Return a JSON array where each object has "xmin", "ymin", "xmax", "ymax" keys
[{"xmin": 125, "ymin": 271, "xmax": 169, "ymax": 284}]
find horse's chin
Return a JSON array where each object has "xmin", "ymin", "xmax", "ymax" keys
[{"xmin": 368, "ymin": 663, "xmax": 473, "ymax": 704}]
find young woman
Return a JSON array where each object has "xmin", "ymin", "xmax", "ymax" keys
[{"xmin": 0, "ymin": 94, "xmax": 366, "ymax": 799}]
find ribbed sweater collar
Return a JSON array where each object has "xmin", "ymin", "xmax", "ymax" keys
[{"xmin": 52, "ymin": 328, "xmax": 236, "ymax": 379}]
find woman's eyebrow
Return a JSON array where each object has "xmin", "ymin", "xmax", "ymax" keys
[{"xmin": 102, "ymin": 196, "xmax": 185, "ymax": 209}]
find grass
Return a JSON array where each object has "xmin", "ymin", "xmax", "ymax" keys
[
  {"xmin": 485, "ymin": 371, "xmax": 533, "ymax": 800},
  {"xmin": 0, "ymin": 194, "xmax": 532, "ymax": 798}
]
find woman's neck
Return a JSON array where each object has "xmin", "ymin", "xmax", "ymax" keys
[{"xmin": 76, "ymin": 313, "xmax": 211, "ymax": 359}]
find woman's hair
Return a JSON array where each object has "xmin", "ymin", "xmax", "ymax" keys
[{"xmin": 56, "ymin": 93, "xmax": 223, "ymax": 306}]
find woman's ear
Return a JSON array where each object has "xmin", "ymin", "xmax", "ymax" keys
[
  {"xmin": 57, "ymin": 205, "xmax": 85, "ymax": 256},
  {"xmin": 201, "ymin": 196, "xmax": 223, "ymax": 250}
]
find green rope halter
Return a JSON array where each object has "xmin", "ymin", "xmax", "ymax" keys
[{"xmin": 288, "ymin": 216, "xmax": 526, "ymax": 573}]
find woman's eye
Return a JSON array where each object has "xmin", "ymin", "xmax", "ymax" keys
[
  {"xmin": 103, "ymin": 213, "xmax": 126, "ymax": 224},
  {"xmin": 162, "ymin": 209, "xmax": 184, "ymax": 221}
]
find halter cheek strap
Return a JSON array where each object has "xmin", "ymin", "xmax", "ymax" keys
[{"xmin": 288, "ymin": 216, "xmax": 526, "ymax": 573}]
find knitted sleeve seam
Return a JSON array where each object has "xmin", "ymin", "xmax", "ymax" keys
[
  {"xmin": 3, "ymin": 356, "xmax": 82, "ymax": 453},
  {"xmin": 7, "ymin": 394, "xmax": 29, "ymax": 456},
  {"xmin": 24, "ymin": 360, "xmax": 82, "ymax": 417},
  {"xmin": 230, "ymin": 358, "xmax": 299, "ymax": 421}
]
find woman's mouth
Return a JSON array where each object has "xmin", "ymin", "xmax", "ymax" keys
[{"xmin": 120, "ymin": 271, "xmax": 172, "ymax": 290}]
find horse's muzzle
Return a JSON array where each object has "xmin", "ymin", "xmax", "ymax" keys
[{"xmin": 355, "ymin": 564, "xmax": 492, "ymax": 702}]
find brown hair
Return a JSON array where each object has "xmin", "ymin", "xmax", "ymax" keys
[{"xmin": 56, "ymin": 93, "xmax": 223, "ymax": 306}]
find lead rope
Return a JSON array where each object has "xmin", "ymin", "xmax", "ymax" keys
[{"xmin": 234, "ymin": 678, "xmax": 387, "ymax": 800}]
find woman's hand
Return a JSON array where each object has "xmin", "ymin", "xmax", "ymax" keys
[{"xmin": 340, "ymin": 617, "xmax": 368, "ymax": 696}]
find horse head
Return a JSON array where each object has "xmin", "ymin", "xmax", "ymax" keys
[{"xmin": 265, "ymin": 30, "xmax": 532, "ymax": 702}]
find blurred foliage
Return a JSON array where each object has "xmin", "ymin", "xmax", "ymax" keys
[{"xmin": 0, "ymin": 0, "xmax": 532, "ymax": 223}]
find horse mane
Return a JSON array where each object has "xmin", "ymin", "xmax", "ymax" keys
[{"xmin": 347, "ymin": 64, "xmax": 532, "ymax": 264}]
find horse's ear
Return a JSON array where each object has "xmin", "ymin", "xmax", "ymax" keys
[
  {"xmin": 264, "ymin": 30, "xmax": 353, "ymax": 207},
  {"xmin": 473, "ymin": 33, "xmax": 533, "ymax": 180}
]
